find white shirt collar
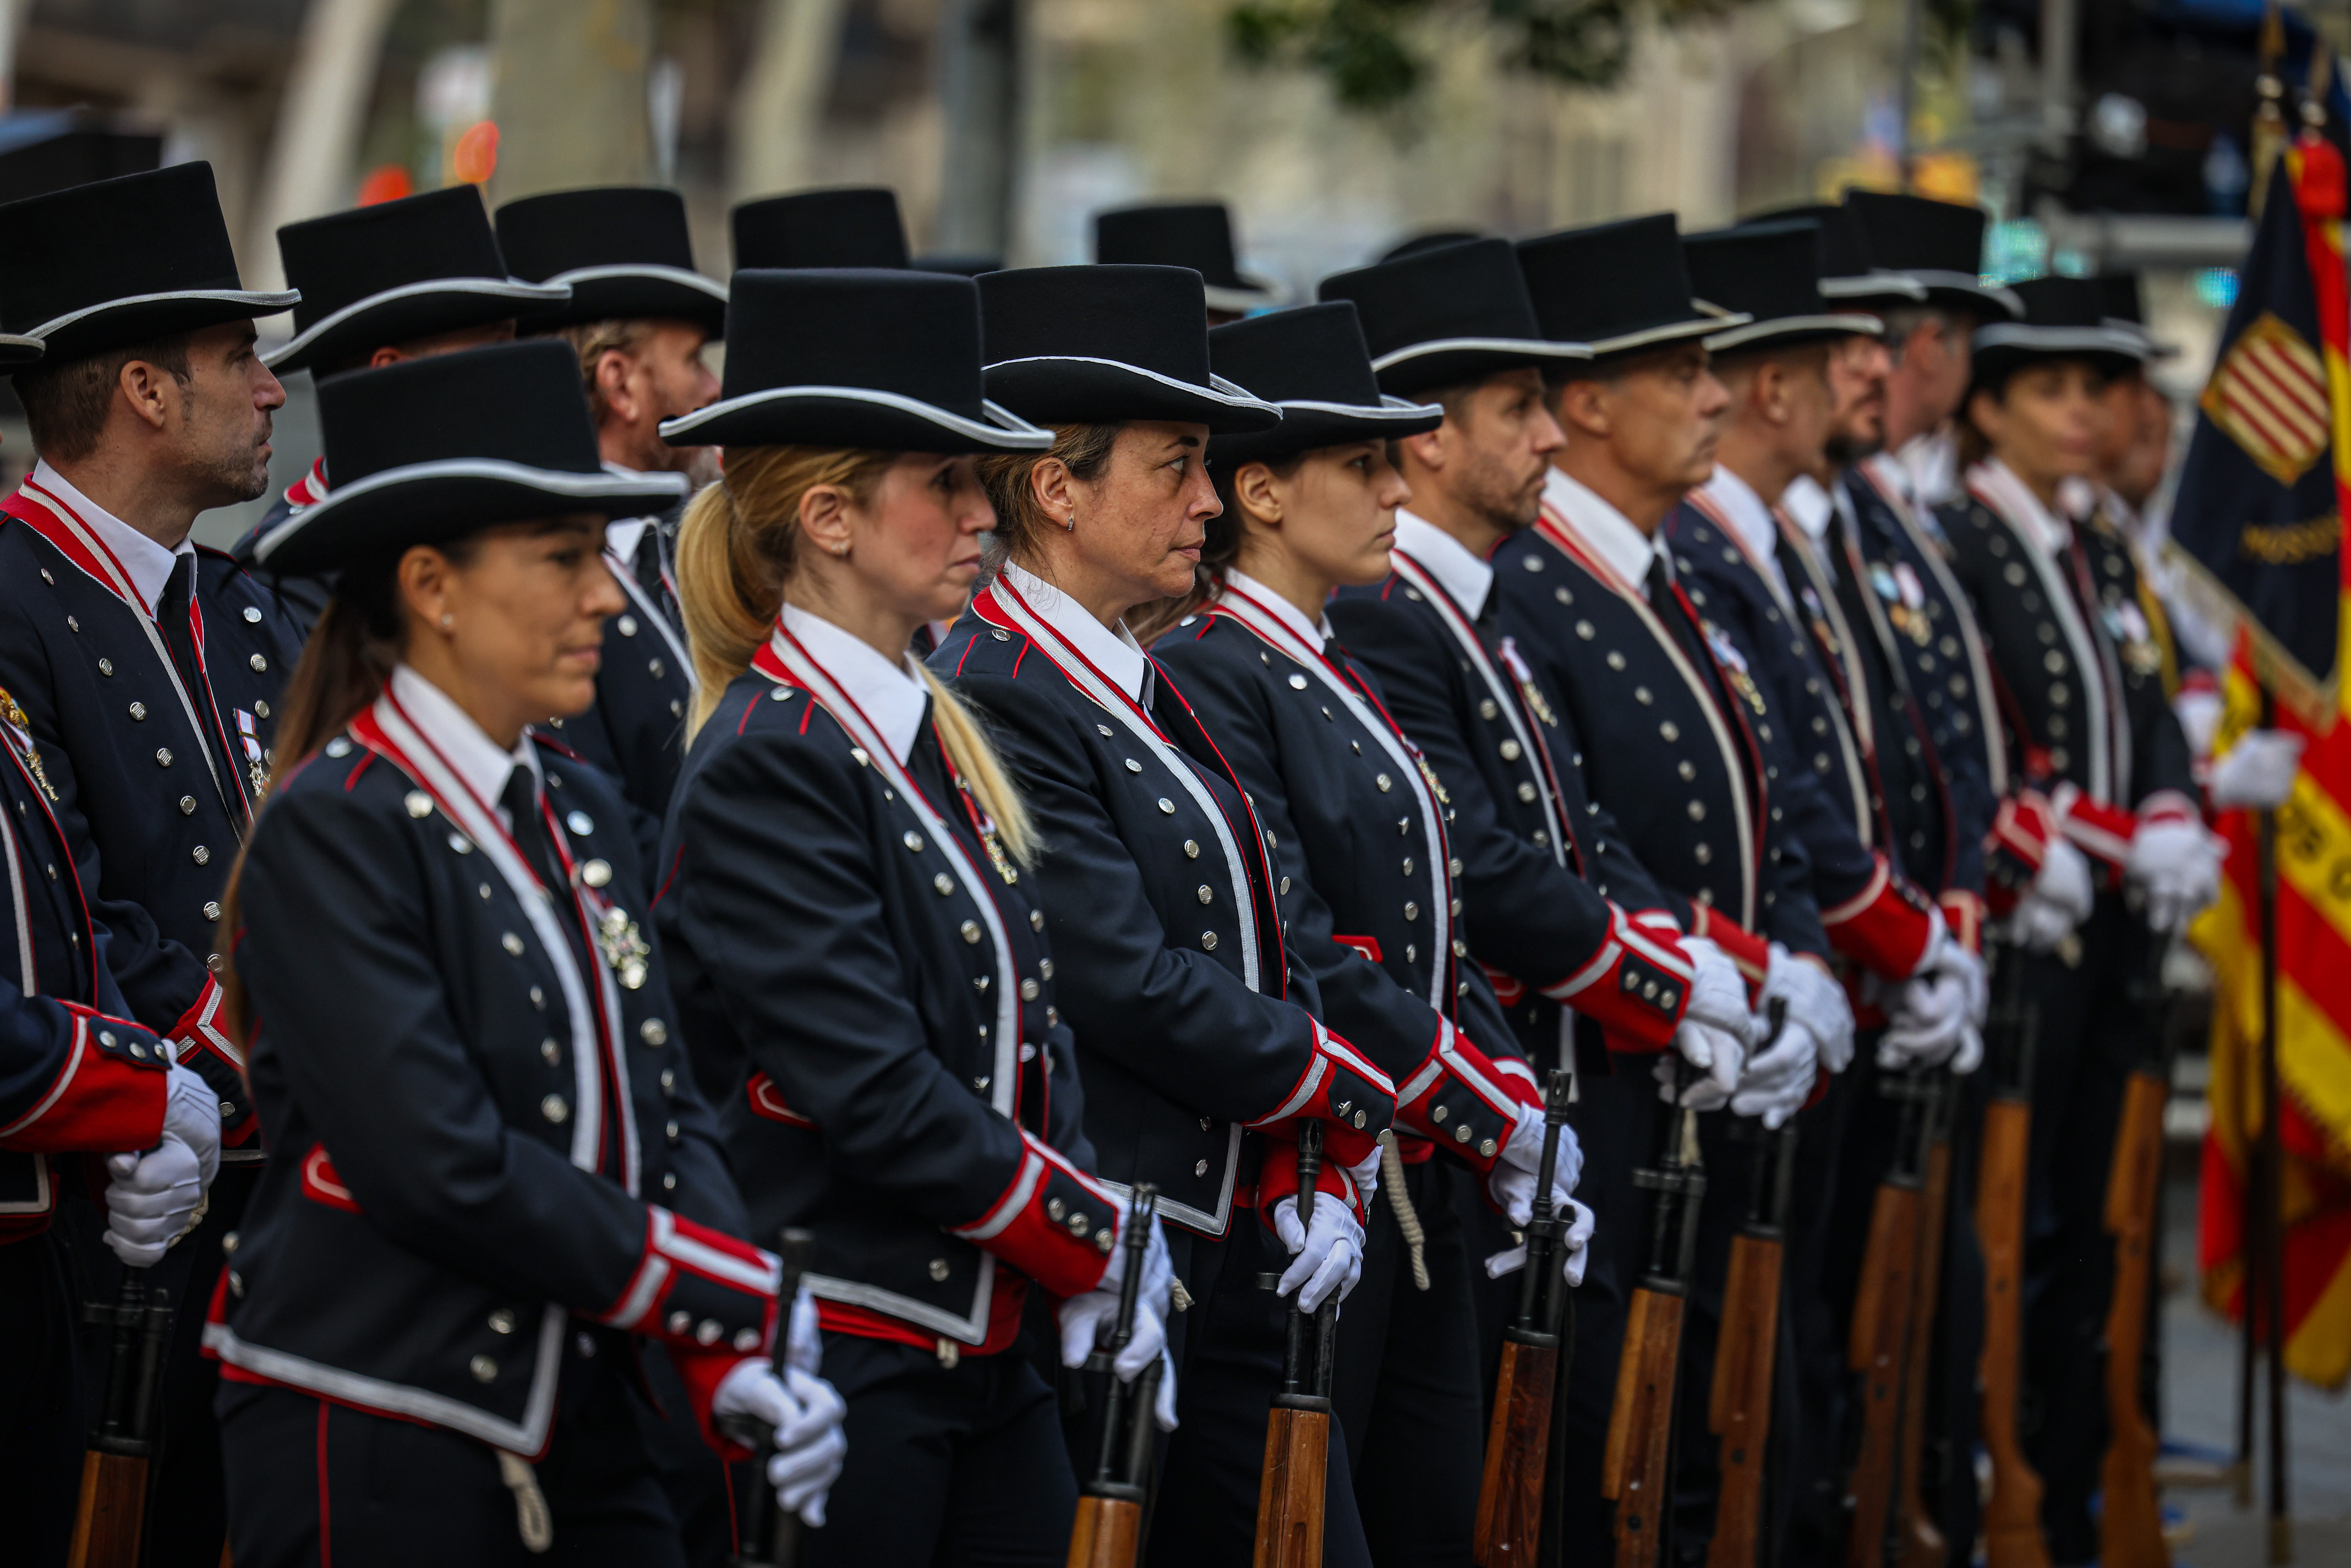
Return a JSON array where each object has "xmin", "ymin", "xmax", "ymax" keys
[
  {"xmin": 1969, "ymin": 458, "xmax": 2074, "ymax": 557},
  {"xmin": 1000, "ymin": 560, "xmax": 1153, "ymax": 704},
  {"xmin": 1781, "ymin": 472, "xmax": 1834, "ymax": 542},
  {"xmin": 33, "ymin": 460, "xmax": 191, "ymax": 615},
  {"xmin": 390, "ymin": 664, "xmax": 542, "ymax": 830},
  {"xmin": 779, "ymin": 603, "xmax": 931, "ymax": 764},
  {"xmin": 1701, "ymin": 466, "xmax": 1791, "ymax": 605},
  {"xmin": 1893, "ymin": 429, "xmax": 1958, "ymax": 509},
  {"xmin": 604, "ymin": 518, "xmax": 652, "ymax": 569},
  {"xmin": 1543, "ymin": 466, "xmax": 1664, "ymax": 592},
  {"xmin": 1390, "ymin": 509, "xmax": 1493, "ymax": 619},
  {"xmin": 1222, "ymin": 568, "xmax": 1332, "ymax": 652}
]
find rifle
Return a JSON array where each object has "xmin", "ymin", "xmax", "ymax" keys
[
  {"xmin": 1254, "ymin": 1122, "xmax": 1337, "ymax": 1568},
  {"xmin": 2097, "ymin": 944, "xmax": 2170, "ymax": 1568},
  {"xmin": 1601, "ymin": 1052, "xmax": 1711, "ymax": 1567},
  {"xmin": 1844, "ymin": 1066, "xmax": 1937, "ymax": 1567},
  {"xmin": 1474, "ymin": 1067, "xmax": 1577, "ymax": 1566},
  {"xmin": 1974, "ymin": 947, "xmax": 2051, "ymax": 1568},
  {"xmin": 68, "ymin": 1267, "xmax": 173, "ymax": 1568},
  {"xmin": 1707, "ymin": 1115, "xmax": 1798, "ymax": 1568},
  {"xmin": 1891, "ymin": 1073, "xmax": 1957, "ymax": 1568},
  {"xmin": 1067, "ymin": 1185, "xmax": 1164, "ymax": 1568},
  {"xmin": 725, "ymin": 1228, "xmax": 816, "ymax": 1568}
]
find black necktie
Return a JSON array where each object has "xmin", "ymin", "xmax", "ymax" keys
[
  {"xmin": 501, "ymin": 768, "xmax": 569, "ymax": 903},
  {"xmin": 154, "ymin": 554, "xmax": 248, "ymax": 819}
]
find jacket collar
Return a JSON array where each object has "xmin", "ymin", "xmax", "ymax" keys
[
  {"xmin": 778, "ymin": 602, "xmax": 929, "ymax": 763},
  {"xmin": 1697, "ymin": 465, "xmax": 1790, "ymax": 603},
  {"xmin": 390, "ymin": 663, "xmax": 541, "ymax": 829},
  {"xmin": 1542, "ymin": 465, "xmax": 1663, "ymax": 592},
  {"xmin": 1221, "ymin": 568, "xmax": 1330, "ymax": 653},
  {"xmin": 999, "ymin": 560, "xmax": 1151, "ymax": 705},
  {"xmin": 32, "ymin": 460, "xmax": 190, "ymax": 615},
  {"xmin": 1967, "ymin": 457, "xmax": 2075, "ymax": 558},
  {"xmin": 1780, "ymin": 472, "xmax": 1834, "ymax": 542},
  {"xmin": 1390, "ymin": 508, "xmax": 1492, "ymax": 619}
]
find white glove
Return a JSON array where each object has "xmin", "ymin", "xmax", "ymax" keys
[
  {"xmin": 2005, "ymin": 838, "xmax": 2093, "ymax": 952},
  {"xmin": 2174, "ymin": 687, "xmax": 2224, "ymax": 758},
  {"xmin": 102, "ymin": 1137, "xmax": 206, "ymax": 1267},
  {"xmin": 713, "ymin": 1359, "xmax": 849, "ymax": 1527},
  {"xmin": 1344, "ymin": 1145, "xmax": 1385, "ymax": 1209},
  {"xmin": 784, "ymin": 1280, "xmax": 822, "ymax": 1377},
  {"xmin": 1880, "ymin": 942, "xmax": 1984, "ymax": 1071},
  {"xmin": 2125, "ymin": 818, "xmax": 2226, "ymax": 935},
  {"xmin": 1730, "ymin": 1018, "xmax": 1819, "ymax": 1129},
  {"xmin": 1057, "ymin": 1211, "xmax": 1180, "ymax": 1430},
  {"xmin": 1483, "ymin": 1198, "xmax": 1597, "ymax": 1287},
  {"xmin": 161, "ymin": 1063, "xmax": 221, "ymax": 1188},
  {"xmin": 2210, "ymin": 729, "xmax": 2304, "ymax": 811},
  {"xmin": 1271, "ymin": 1189, "xmax": 1366, "ymax": 1313},
  {"xmin": 1949, "ymin": 1024, "xmax": 1984, "ymax": 1077},
  {"xmin": 1486, "ymin": 1102, "xmax": 1584, "ymax": 1228},
  {"xmin": 1762, "ymin": 946, "xmax": 1853, "ymax": 1082}
]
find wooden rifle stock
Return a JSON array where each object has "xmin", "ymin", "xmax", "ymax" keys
[
  {"xmin": 2096, "ymin": 943, "xmax": 2171, "ymax": 1568},
  {"xmin": 726, "ymin": 1228, "xmax": 816, "ymax": 1568},
  {"xmin": 1975, "ymin": 950, "xmax": 2050, "ymax": 1568},
  {"xmin": 1068, "ymin": 1185, "xmax": 1162, "ymax": 1568},
  {"xmin": 1254, "ymin": 1123, "xmax": 1335, "ymax": 1568},
  {"xmin": 69, "ymin": 1270, "xmax": 172, "ymax": 1568},
  {"xmin": 1892, "ymin": 1077, "xmax": 1956, "ymax": 1568},
  {"xmin": 1846, "ymin": 1070, "xmax": 1936, "ymax": 1567},
  {"xmin": 1708, "ymin": 1118, "xmax": 1797, "ymax": 1568},
  {"xmin": 1603, "ymin": 1045, "xmax": 1716, "ymax": 1568},
  {"xmin": 1475, "ymin": 1068, "xmax": 1576, "ymax": 1566}
]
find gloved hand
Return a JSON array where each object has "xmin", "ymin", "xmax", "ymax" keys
[
  {"xmin": 1730, "ymin": 1014, "xmax": 1819, "ymax": 1128},
  {"xmin": 1671, "ymin": 937, "xmax": 1756, "ymax": 1107},
  {"xmin": 1486, "ymin": 1102, "xmax": 1584, "ymax": 1228},
  {"xmin": 713, "ymin": 1359, "xmax": 849, "ymax": 1527},
  {"xmin": 161, "ymin": 1063, "xmax": 221, "ymax": 1188},
  {"xmin": 102, "ymin": 1136, "xmax": 207, "ymax": 1267},
  {"xmin": 1880, "ymin": 941, "xmax": 1985, "ymax": 1070},
  {"xmin": 1949, "ymin": 1024, "xmax": 1984, "ymax": 1077},
  {"xmin": 2006, "ymin": 838, "xmax": 2093, "ymax": 952},
  {"xmin": 2210, "ymin": 729, "xmax": 2304, "ymax": 811},
  {"xmin": 1483, "ymin": 1198, "xmax": 1597, "ymax": 1287},
  {"xmin": 1057, "ymin": 1210, "xmax": 1180, "ymax": 1430},
  {"xmin": 2174, "ymin": 687, "xmax": 2224, "ymax": 758},
  {"xmin": 1344, "ymin": 1144, "xmax": 1385, "ymax": 1209},
  {"xmin": 1271, "ymin": 1189, "xmax": 1365, "ymax": 1313},
  {"xmin": 1763, "ymin": 946, "xmax": 1853, "ymax": 1081},
  {"xmin": 2125, "ymin": 818, "xmax": 2226, "ymax": 935},
  {"xmin": 784, "ymin": 1280, "xmax": 822, "ymax": 1378}
]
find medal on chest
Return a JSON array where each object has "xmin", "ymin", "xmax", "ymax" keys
[
  {"xmin": 2102, "ymin": 598, "xmax": 2162, "ymax": 676},
  {"xmin": 582, "ymin": 886, "xmax": 650, "ymax": 991},
  {"xmin": 959, "ymin": 778, "xmax": 1019, "ymax": 885},
  {"xmin": 1798, "ymin": 586, "xmax": 1839, "ymax": 657},
  {"xmin": 1495, "ymin": 636, "xmax": 1557, "ymax": 728},
  {"xmin": 1702, "ymin": 622, "xmax": 1769, "ymax": 717},
  {"xmin": 0, "ymin": 687, "xmax": 56, "ymax": 801}
]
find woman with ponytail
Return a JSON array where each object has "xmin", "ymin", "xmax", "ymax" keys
[
  {"xmin": 208, "ymin": 340, "xmax": 845, "ymax": 1563},
  {"xmin": 652, "ymin": 268, "xmax": 1174, "ymax": 1566}
]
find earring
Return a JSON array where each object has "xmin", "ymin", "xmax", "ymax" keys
[
  {"xmin": 1063, "ymin": 512, "xmax": 1076, "ymax": 533},
  {"xmin": 829, "ymin": 542, "xmax": 850, "ymax": 557},
  {"xmin": 439, "ymin": 613, "xmax": 454, "ymax": 629}
]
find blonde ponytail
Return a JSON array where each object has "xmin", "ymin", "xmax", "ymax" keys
[{"xmin": 673, "ymin": 443, "xmax": 1039, "ymax": 866}]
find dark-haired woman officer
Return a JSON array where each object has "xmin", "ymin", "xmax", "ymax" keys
[
  {"xmin": 208, "ymin": 340, "xmax": 845, "ymax": 1565},
  {"xmin": 655, "ymin": 269, "xmax": 1176, "ymax": 1566}
]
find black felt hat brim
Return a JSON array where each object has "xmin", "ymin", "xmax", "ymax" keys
[
  {"xmin": 1705, "ymin": 313, "xmax": 1884, "ymax": 353},
  {"xmin": 253, "ymin": 461, "xmax": 688, "ymax": 576},
  {"xmin": 13, "ymin": 288, "xmax": 300, "ymax": 370},
  {"xmin": 515, "ymin": 266, "xmax": 728, "ymax": 337},
  {"xmin": 1969, "ymin": 329, "xmax": 2145, "ymax": 389},
  {"xmin": 1368, "ymin": 337, "xmax": 1592, "ymax": 397},
  {"xmin": 1897, "ymin": 270, "xmax": 2024, "ymax": 323},
  {"xmin": 1586, "ymin": 312, "xmax": 1751, "ymax": 358},
  {"xmin": 1212, "ymin": 395, "xmax": 1444, "ymax": 465},
  {"xmin": 983, "ymin": 357, "xmax": 1282, "ymax": 434},
  {"xmin": 1204, "ymin": 277, "xmax": 1278, "ymax": 314},
  {"xmin": 659, "ymin": 387, "xmax": 1052, "ymax": 454},
  {"xmin": 1820, "ymin": 271, "xmax": 1927, "ymax": 312},
  {"xmin": 267, "ymin": 279, "xmax": 572, "ymax": 373}
]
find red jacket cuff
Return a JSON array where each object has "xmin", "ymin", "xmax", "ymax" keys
[
  {"xmin": 1543, "ymin": 905, "xmax": 1692, "ymax": 1051},
  {"xmin": 1820, "ymin": 855, "xmax": 1938, "ymax": 980},
  {"xmin": 1687, "ymin": 906, "xmax": 1772, "ymax": 999},
  {"xmin": 668, "ymin": 1346, "xmax": 765, "ymax": 1460},
  {"xmin": 2053, "ymin": 784, "xmax": 2136, "ymax": 872},
  {"xmin": 1393, "ymin": 1021, "xmax": 1524, "ymax": 1172},
  {"xmin": 1256, "ymin": 1133, "xmax": 1364, "ymax": 1228},
  {"xmin": 599, "ymin": 1209, "xmax": 780, "ymax": 1364},
  {"xmin": 1244, "ymin": 1021, "xmax": 1397, "ymax": 1144},
  {"xmin": 0, "ymin": 1006, "xmax": 168, "ymax": 1154},
  {"xmin": 948, "ymin": 1131, "xmax": 1117, "ymax": 1299},
  {"xmin": 1938, "ymin": 890, "xmax": 1986, "ymax": 953}
]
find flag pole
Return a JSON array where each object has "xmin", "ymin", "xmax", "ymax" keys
[{"xmin": 2254, "ymin": 678, "xmax": 2290, "ymax": 1561}]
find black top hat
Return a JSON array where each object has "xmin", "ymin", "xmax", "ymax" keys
[
  {"xmin": 1316, "ymin": 238, "xmax": 1590, "ymax": 397},
  {"xmin": 1378, "ymin": 230, "xmax": 1484, "ymax": 264},
  {"xmin": 2094, "ymin": 272, "xmax": 2178, "ymax": 360},
  {"xmin": 1969, "ymin": 276, "xmax": 2146, "ymax": 391},
  {"xmin": 1682, "ymin": 221, "xmax": 1882, "ymax": 354},
  {"xmin": 1093, "ymin": 203, "xmax": 1275, "ymax": 313},
  {"xmin": 1741, "ymin": 201, "xmax": 1924, "ymax": 310},
  {"xmin": 1841, "ymin": 191, "xmax": 2021, "ymax": 321},
  {"xmin": 1516, "ymin": 214, "xmax": 1748, "ymax": 363},
  {"xmin": 1206, "ymin": 303, "xmax": 1442, "ymax": 465},
  {"xmin": 911, "ymin": 253, "xmax": 1002, "ymax": 277},
  {"xmin": 495, "ymin": 187, "xmax": 727, "ymax": 337},
  {"xmin": 253, "ymin": 340, "xmax": 687, "ymax": 575},
  {"xmin": 268, "ymin": 184, "xmax": 567, "ymax": 374},
  {"xmin": 659, "ymin": 270, "xmax": 1049, "ymax": 454},
  {"xmin": 731, "ymin": 187, "xmax": 909, "ymax": 271},
  {"xmin": 977, "ymin": 265, "xmax": 1282, "ymax": 433},
  {"xmin": 0, "ymin": 162, "xmax": 293, "ymax": 369}
]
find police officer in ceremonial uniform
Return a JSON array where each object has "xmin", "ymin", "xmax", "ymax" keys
[
  {"xmin": 655, "ymin": 267, "xmax": 1176, "ymax": 1565},
  {"xmin": 0, "ymin": 160, "xmax": 302, "ymax": 1566},
  {"xmin": 1498, "ymin": 212, "xmax": 1857, "ymax": 1560},
  {"xmin": 934, "ymin": 262, "xmax": 1399, "ymax": 1566},
  {"xmin": 212, "ymin": 341, "xmax": 845, "ymax": 1564},
  {"xmin": 1937, "ymin": 277, "xmax": 2219, "ymax": 1564},
  {"xmin": 231, "ymin": 182, "xmax": 571, "ymax": 630},
  {"xmin": 1147, "ymin": 299, "xmax": 1604, "ymax": 1561},
  {"xmin": 496, "ymin": 185, "xmax": 729, "ymax": 877},
  {"xmin": 1094, "ymin": 201, "xmax": 1279, "ymax": 324},
  {"xmin": 0, "ymin": 638, "xmax": 224, "ymax": 1561}
]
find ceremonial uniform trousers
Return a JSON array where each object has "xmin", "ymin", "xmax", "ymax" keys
[
  {"xmin": 1669, "ymin": 489, "xmax": 1954, "ymax": 1565},
  {"xmin": 208, "ymin": 696, "xmax": 779, "ymax": 1567},
  {"xmin": 934, "ymin": 572, "xmax": 1396, "ymax": 1568},
  {"xmin": 0, "ymin": 474, "xmax": 302, "ymax": 1566},
  {"xmin": 0, "ymin": 717, "xmax": 173, "ymax": 1566},
  {"xmin": 1938, "ymin": 468, "xmax": 2196, "ymax": 1562},
  {"xmin": 657, "ymin": 619, "xmax": 1122, "ymax": 1566},
  {"xmin": 1496, "ymin": 499, "xmax": 1828, "ymax": 1563}
]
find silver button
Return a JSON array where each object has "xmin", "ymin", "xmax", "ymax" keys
[
  {"xmin": 669, "ymin": 1310, "xmax": 692, "ymax": 1335},
  {"xmin": 1030, "ymin": 909, "xmax": 1046, "ymax": 931},
  {"xmin": 502, "ymin": 932, "xmax": 525, "ymax": 955},
  {"xmin": 1499, "ymin": 740, "xmax": 1521, "ymax": 760},
  {"xmin": 1097, "ymin": 725, "xmax": 1114, "ymax": 736},
  {"xmin": 1048, "ymin": 1198, "xmax": 1066, "ymax": 1220},
  {"xmin": 1659, "ymin": 722, "xmax": 1679, "ymax": 741},
  {"xmin": 127, "ymin": 702, "xmax": 146, "ymax": 720},
  {"xmin": 1183, "ymin": 839, "xmax": 1200, "ymax": 858},
  {"xmin": 541, "ymin": 1095, "xmax": 568, "ymax": 1123},
  {"xmin": 1517, "ymin": 782, "xmax": 1538, "ymax": 802},
  {"xmin": 203, "ymin": 900, "xmax": 221, "ymax": 921},
  {"xmin": 735, "ymin": 1328, "xmax": 759, "ymax": 1351},
  {"xmin": 179, "ymin": 795, "xmax": 197, "ymax": 815},
  {"xmin": 904, "ymin": 831, "xmax": 925, "ymax": 851},
  {"xmin": 1688, "ymin": 801, "xmax": 1705, "ymax": 821},
  {"xmin": 325, "ymin": 737, "xmax": 351, "ymax": 757},
  {"xmin": 191, "ymin": 845, "xmax": 210, "ymax": 866},
  {"xmin": 935, "ymin": 873, "xmax": 955, "ymax": 895},
  {"xmin": 992, "ymin": 629, "xmax": 1010, "ymax": 641},
  {"xmin": 1280, "ymin": 876, "xmax": 1291, "ymax": 893},
  {"xmin": 1480, "ymin": 1138, "xmax": 1498, "ymax": 1158},
  {"xmin": 1606, "ymin": 651, "xmax": 1627, "ymax": 670},
  {"xmin": 470, "ymin": 1355, "xmax": 498, "ymax": 1383},
  {"xmin": 1201, "ymin": 931, "xmax": 1218, "ymax": 951},
  {"xmin": 565, "ymin": 811, "xmax": 593, "ymax": 836},
  {"xmin": 243, "ymin": 605, "xmax": 264, "ymax": 624},
  {"xmin": 582, "ymin": 859, "xmax": 612, "ymax": 888},
  {"xmin": 155, "ymin": 748, "xmax": 172, "ymax": 767},
  {"xmin": 405, "ymin": 791, "xmax": 434, "ymax": 818},
  {"xmin": 618, "ymin": 615, "xmax": 638, "ymax": 636},
  {"xmin": 696, "ymin": 1319, "xmax": 722, "ymax": 1345},
  {"xmin": 1196, "ymin": 884, "xmax": 1213, "ymax": 904},
  {"xmin": 641, "ymin": 1018, "xmax": 668, "ymax": 1046},
  {"xmin": 1195, "ymin": 1159, "xmax": 1210, "ymax": 1176},
  {"xmin": 961, "ymin": 920, "xmax": 982, "ymax": 943},
  {"xmin": 541, "ymin": 1038, "xmax": 561, "ymax": 1064},
  {"xmin": 929, "ymin": 1258, "xmax": 951, "ymax": 1281},
  {"xmin": 249, "ymin": 653, "xmax": 267, "ymax": 673},
  {"xmin": 489, "ymin": 1308, "xmax": 517, "ymax": 1334},
  {"xmin": 1125, "ymin": 758, "xmax": 1142, "ymax": 773},
  {"xmin": 1157, "ymin": 798, "xmax": 1176, "ymax": 815},
  {"xmin": 1287, "ymin": 673, "xmax": 1309, "ymax": 690},
  {"xmin": 1478, "ymin": 700, "xmax": 1499, "ymax": 719},
  {"xmin": 1403, "ymin": 902, "xmax": 1419, "ymax": 920},
  {"xmin": 1020, "ymin": 977, "xmax": 1040, "ymax": 1000},
  {"xmin": 1375, "ymin": 774, "xmax": 1392, "ymax": 792}
]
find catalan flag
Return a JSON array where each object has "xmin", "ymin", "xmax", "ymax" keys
[{"xmin": 2180, "ymin": 138, "xmax": 2351, "ymax": 1391}]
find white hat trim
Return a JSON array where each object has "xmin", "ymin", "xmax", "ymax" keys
[
  {"xmin": 1899, "ymin": 269, "xmax": 2025, "ymax": 318},
  {"xmin": 27, "ymin": 287, "xmax": 303, "ymax": 343},
  {"xmin": 1820, "ymin": 271, "xmax": 1928, "ymax": 301},
  {"xmin": 658, "ymin": 383, "xmax": 1055, "ymax": 449},
  {"xmin": 1272, "ymin": 394, "xmax": 1447, "ymax": 422},
  {"xmin": 1973, "ymin": 322, "xmax": 2148, "ymax": 359},
  {"xmin": 541, "ymin": 263, "xmax": 728, "ymax": 303},
  {"xmin": 1587, "ymin": 311, "xmax": 1756, "ymax": 357},
  {"xmin": 264, "ymin": 277, "xmax": 573, "ymax": 368},
  {"xmin": 1704, "ymin": 312, "xmax": 1887, "ymax": 351},
  {"xmin": 253, "ymin": 460, "xmax": 688, "ymax": 566},
  {"xmin": 1369, "ymin": 335, "xmax": 1593, "ymax": 373},
  {"xmin": 983, "ymin": 355, "xmax": 1284, "ymax": 417}
]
